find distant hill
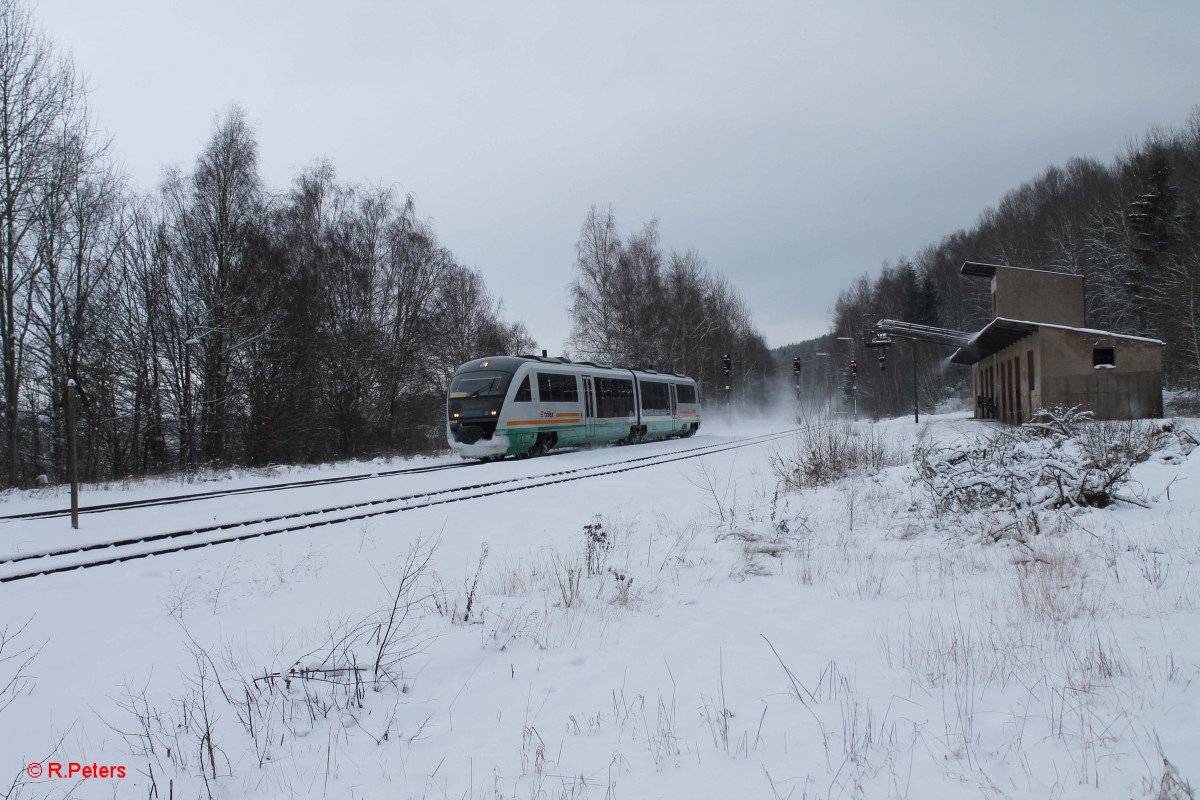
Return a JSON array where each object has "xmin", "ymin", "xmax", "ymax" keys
[{"xmin": 769, "ymin": 334, "xmax": 843, "ymax": 370}]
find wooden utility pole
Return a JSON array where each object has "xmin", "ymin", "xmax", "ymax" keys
[{"xmin": 66, "ymin": 379, "xmax": 79, "ymax": 529}]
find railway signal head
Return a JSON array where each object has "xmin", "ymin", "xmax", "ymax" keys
[
  {"xmin": 792, "ymin": 357, "xmax": 801, "ymax": 375},
  {"xmin": 850, "ymin": 360, "xmax": 858, "ymax": 378},
  {"xmin": 723, "ymin": 354, "xmax": 732, "ymax": 375}
]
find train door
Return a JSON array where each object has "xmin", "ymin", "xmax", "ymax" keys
[
  {"xmin": 582, "ymin": 375, "xmax": 597, "ymax": 439},
  {"xmin": 669, "ymin": 383, "xmax": 679, "ymax": 432}
]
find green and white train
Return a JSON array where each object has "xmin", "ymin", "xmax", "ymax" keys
[{"xmin": 447, "ymin": 355, "xmax": 702, "ymax": 459}]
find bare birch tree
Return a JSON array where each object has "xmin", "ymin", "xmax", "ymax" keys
[
  {"xmin": 0, "ymin": 0, "xmax": 82, "ymax": 484},
  {"xmin": 162, "ymin": 105, "xmax": 265, "ymax": 464},
  {"xmin": 568, "ymin": 204, "xmax": 621, "ymax": 361}
]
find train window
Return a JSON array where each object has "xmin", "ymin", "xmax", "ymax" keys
[
  {"xmin": 513, "ymin": 375, "xmax": 531, "ymax": 402},
  {"xmin": 537, "ymin": 372, "xmax": 579, "ymax": 402},
  {"xmin": 449, "ymin": 370, "xmax": 511, "ymax": 398},
  {"xmin": 640, "ymin": 381, "xmax": 671, "ymax": 415},
  {"xmin": 594, "ymin": 377, "xmax": 634, "ymax": 417},
  {"xmin": 676, "ymin": 383, "xmax": 697, "ymax": 404}
]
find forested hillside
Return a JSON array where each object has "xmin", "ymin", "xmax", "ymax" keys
[{"xmin": 813, "ymin": 110, "xmax": 1200, "ymax": 418}]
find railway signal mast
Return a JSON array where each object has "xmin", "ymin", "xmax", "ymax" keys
[
  {"xmin": 862, "ymin": 329, "xmax": 894, "ymax": 420},
  {"xmin": 837, "ymin": 336, "xmax": 857, "ymax": 421},
  {"xmin": 722, "ymin": 353, "xmax": 732, "ymax": 415},
  {"xmin": 848, "ymin": 360, "xmax": 858, "ymax": 420},
  {"xmin": 792, "ymin": 356, "xmax": 801, "ymax": 417}
]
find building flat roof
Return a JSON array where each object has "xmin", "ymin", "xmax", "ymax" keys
[
  {"xmin": 949, "ymin": 318, "xmax": 1164, "ymax": 365},
  {"xmin": 960, "ymin": 261, "xmax": 1006, "ymax": 278},
  {"xmin": 959, "ymin": 261, "xmax": 1086, "ymax": 281}
]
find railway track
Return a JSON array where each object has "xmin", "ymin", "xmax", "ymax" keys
[{"xmin": 0, "ymin": 428, "xmax": 807, "ymax": 584}]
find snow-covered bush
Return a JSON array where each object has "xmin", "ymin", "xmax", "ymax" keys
[
  {"xmin": 1165, "ymin": 389, "xmax": 1200, "ymax": 416},
  {"xmin": 770, "ymin": 420, "xmax": 902, "ymax": 491},
  {"xmin": 913, "ymin": 406, "xmax": 1165, "ymax": 516},
  {"xmin": 116, "ymin": 542, "xmax": 434, "ymax": 790}
]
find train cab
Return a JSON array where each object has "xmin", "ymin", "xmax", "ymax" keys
[{"xmin": 447, "ymin": 357, "xmax": 523, "ymax": 458}]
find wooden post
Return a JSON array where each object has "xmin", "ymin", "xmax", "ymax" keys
[{"xmin": 67, "ymin": 379, "xmax": 78, "ymax": 529}]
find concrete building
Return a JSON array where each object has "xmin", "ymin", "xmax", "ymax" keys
[{"xmin": 950, "ymin": 262, "xmax": 1163, "ymax": 422}]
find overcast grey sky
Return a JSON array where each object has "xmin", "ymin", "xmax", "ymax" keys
[{"xmin": 35, "ymin": 0, "xmax": 1200, "ymax": 352}]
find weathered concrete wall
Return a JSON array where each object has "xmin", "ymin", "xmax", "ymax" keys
[
  {"xmin": 972, "ymin": 327, "xmax": 1163, "ymax": 421},
  {"xmin": 991, "ymin": 268, "xmax": 1085, "ymax": 327},
  {"xmin": 1036, "ymin": 327, "xmax": 1162, "ymax": 419},
  {"xmin": 1037, "ymin": 327, "xmax": 1161, "ymax": 377},
  {"xmin": 1039, "ymin": 372, "xmax": 1163, "ymax": 419}
]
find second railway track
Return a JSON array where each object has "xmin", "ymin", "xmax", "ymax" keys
[{"xmin": 0, "ymin": 458, "xmax": 486, "ymax": 522}]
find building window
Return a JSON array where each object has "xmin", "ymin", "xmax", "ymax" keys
[{"xmin": 1093, "ymin": 347, "xmax": 1116, "ymax": 368}]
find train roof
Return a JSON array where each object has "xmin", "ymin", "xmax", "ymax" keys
[{"xmin": 454, "ymin": 356, "xmax": 695, "ymax": 382}]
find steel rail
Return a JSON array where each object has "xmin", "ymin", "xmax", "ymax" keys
[
  {"xmin": 0, "ymin": 459, "xmax": 484, "ymax": 522},
  {"xmin": 0, "ymin": 428, "xmax": 814, "ymax": 584}
]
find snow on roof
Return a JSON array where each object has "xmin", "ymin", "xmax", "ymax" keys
[
  {"xmin": 950, "ymin": 317, "xmax": 1163, "ymax": 365},
  {"xmin": 995, "ymin": 318, "xmax": 1162, "ymax": 345}
]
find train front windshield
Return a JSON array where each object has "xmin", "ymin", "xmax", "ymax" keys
[{"xmin": 448, "ymin": 370, "xmax": 513, "ymax": 423}]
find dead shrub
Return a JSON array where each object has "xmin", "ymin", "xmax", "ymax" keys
[
  {"xmin": 770, "ymin": 422, "xmax": 902, "ymax": 491},
  {"xmin": 914, "ymin": 405, "xmax": 1164, "ymax": 517}
]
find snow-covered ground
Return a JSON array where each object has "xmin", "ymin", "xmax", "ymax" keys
[{"xmin": 0, "ymin": 412, "xmax": 1196, "ymax": 799}]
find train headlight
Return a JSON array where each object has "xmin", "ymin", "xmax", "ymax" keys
[
  {"xmin": 452, "ymin": 412, "xmax": 461, "ymax": 419},
  {"xmin": 490, "ymin": 410, "xmax": 498, "ymax": 416}
]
